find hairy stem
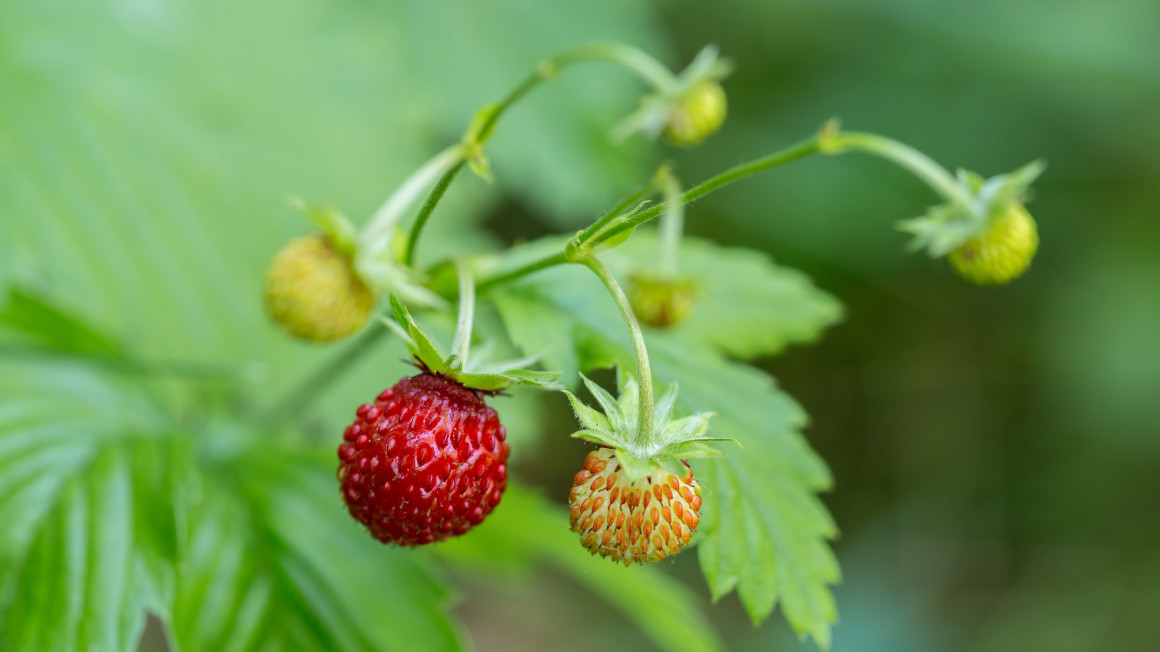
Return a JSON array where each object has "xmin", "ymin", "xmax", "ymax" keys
[
  {"xmin": 475, "ymin": 252, "xmax": 569, "ymax": 295},
  {"xmin": 574, "ymin": 252, "xmax": 655, "ymax": 449}
]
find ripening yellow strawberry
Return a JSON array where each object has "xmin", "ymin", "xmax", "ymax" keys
[
  {"xmin": 628, "ymin": 272, "xmax": 697, "ymax": 329},
  {"xmin": 264, "ymin": 234, "xmax": 374, "ymax": 342},
  {"xmin": 569, "ymin": 447, "xmax": 702, "ymax": 564},
  {"xmin": 664, "ymin": 80, "xmax": 727, "ymax": 147},
  {"xmin": 563, "ymin": 371, "xmax": 730, "ymax": 565},
  {"xmin": 949, "ymin": 203, "xmax": 1039, "ymax": 285}
]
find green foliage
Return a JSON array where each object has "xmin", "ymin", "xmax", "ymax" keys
[
  {"xmin": 173, "ymin": 449, "xmax": 464, "ymax": 652},
  {"xmin": 0, "ymin": 0, "xmax": 993, "ymax": 649},
  {"xmin": 0, "ymin": 356, "xmax": 176, "ymax": 651}
]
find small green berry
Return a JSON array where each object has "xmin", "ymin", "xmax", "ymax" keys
[
  {"xmin": 265, "ymin": 234, "xmax": 374, "ymax": 341},
  {"xmin": 629, "ymin": 272, "xmax": 697, "ymax": 328},
  {"xmin": 949, "ymin": 203, "xmax": 1039, "ymax": 285},
  {"xmin": 663, "ymin": 80, "xmax": 727, "ymax": 147}
]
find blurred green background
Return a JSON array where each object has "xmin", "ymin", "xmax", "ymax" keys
[{"xmin": 3, "ymin": 0, "xmax": 1159, "ymax": 650}]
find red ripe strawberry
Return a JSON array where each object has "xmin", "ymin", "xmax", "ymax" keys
[{"xmin": 337, "ymin": 372, "xmax": 510, "ymax": 546}]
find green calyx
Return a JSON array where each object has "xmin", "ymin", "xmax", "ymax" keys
[
  {"xmin": 384, "ymin": 292, "xmax": 560, "ymax": 393},
  {"xmin": 897, "ymin": 160, "xmax": 1046, "ymax": 258},
  {"xmin": 565, "ymin": 368, "xmax": 735, "ymax": 481}
]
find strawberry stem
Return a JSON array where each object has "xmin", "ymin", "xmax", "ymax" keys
[
  {"xmin": 819, "ymin": 131, "xmax": 976, "ymax": 216},
  {"xmin": 451, "ymin": 261, "xmax": 475, "ymax": 368},
  {"xmin": 401, "ymin": 42, "xmax": 684, "ymax": 268},
  {"xmin": 473, "ymin": 133, "xmax": 823, "ymax": 293},
  {"xmin": 655, "ymin": 165, "xmax": 684, "ymax": 276},
  {"xmin": 571, "ymin": 250, "xmax": 656, "ymax": 449},
  {"xmin": 358, "ymin": 144, "xmax": 468, "ymax": 263},
  {"xmin": 576, "ymin": 174, "xmax": 660, "ymax": 245}
]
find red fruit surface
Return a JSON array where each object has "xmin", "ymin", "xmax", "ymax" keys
[{"xmin": 337, "ymin": 373, "xmax": 510, "ymax": 545}]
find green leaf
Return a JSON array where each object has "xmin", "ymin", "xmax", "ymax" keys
[
  {"xmin": 0, "ymin": 287, "xmax": 122, "ymax": 356},
  {"xmin": 496, "ymin": 264, "xmax": 840, "ymax": 647},
  {"xmin": 436, "ymin": 485, "xmax": 722, "ymax": 652},
  {"xmin": 607, "ymin": 233, "xmax": 843, "ymax": 359},
  {"xmin": 0, "ymin": 357, "xmax": 184, "ymax": 652},
  {"xmin": 173, "ymin": 447, "xmax": 465, "ymax": 652}
]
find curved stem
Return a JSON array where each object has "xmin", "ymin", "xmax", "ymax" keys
[
  {"xmin": 552, "ymin": 42, "xmax": 679, "ymax": 93},
  {"xmin": 575, "ymin": 252, "xmax": 655, "ymax": 449},
  {"xmin": 402, "ymin": 68, "xmax": 550, "ymax": 266},
  {"xmin": 360, "ymin": 144, "xmax": 466, "ymax": 260},
  {"xmin": 822, "ymin": 131, "xmax": 975, "ymax": 213},
  {"xmin": 403, "ymin": 163, "xmax": 465, "ymax": 267},
  {"xmin": 402, "ymin": 43, "xmax": 680, "ymax": 266}
]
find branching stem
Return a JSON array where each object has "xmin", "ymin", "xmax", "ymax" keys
[{"xmin": 401, "ymin": 42, "xmax": 680, "ymax": 266}]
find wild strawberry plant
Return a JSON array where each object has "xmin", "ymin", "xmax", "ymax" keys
[{"xmin": 0, "ymin": 19, "xmax": 1042, "ymax": 652}]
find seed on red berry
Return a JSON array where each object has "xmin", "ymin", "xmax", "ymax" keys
[{"xmin": 337, "ymin": 373, "xmax": 510, "ymax": 545}]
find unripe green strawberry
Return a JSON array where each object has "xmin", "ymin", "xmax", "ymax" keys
[
  {"xmin": 265, "ymin": 234, "xmax": 374, "ymax": 341},
  {"xmin": 949, "ymin": 203, "xmax": 1039, "ymax": 285},
  {"xmin": 569, "ymin": 447, "xmax": 702, "ymax": 565},
  {"xmin": 664, "ymin": 80, "xmax": 727, "ymax": 147},
  {"xmin": 628, "ymin": 272, "xmax": 697, "ymax": 329}
]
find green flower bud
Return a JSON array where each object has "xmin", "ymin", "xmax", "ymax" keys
[
  {"xmin": 265, "ymin": 234, "xmax": 375, "ymax": 341},
  {"xmin": 663, "ymin": 80, "xmax": 727, "ymax": 147},
  {"xmin": 629, "ymin": 272, "xmax": 697, "ymax": 328},
  {"xmin": 949, "ymin": 203, "xmax": 1039, "ymax": 285}
]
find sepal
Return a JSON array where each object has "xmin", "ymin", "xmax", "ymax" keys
[
  {"xmin": 288, "ymin": 198, "xmax": 359, "ymax": 255},
  {"xmin": 898, "ymin": 160, "xmax": 1045, "ymax": 258},
  {"xmin": 385, "ymin": 296, "xmax": 561, "ymax": 392},
  {"xmin": 564, "ymin": 367, "xmax": 733, "ymax": 481}
]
